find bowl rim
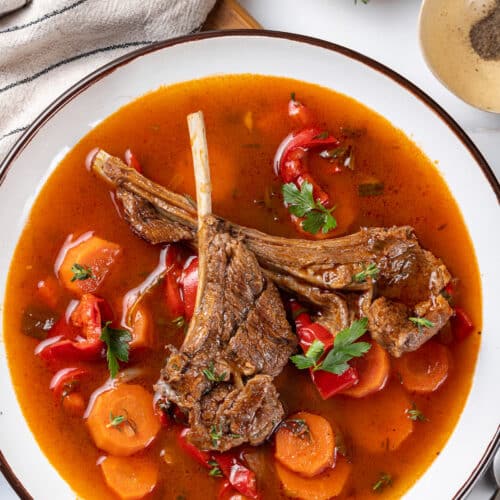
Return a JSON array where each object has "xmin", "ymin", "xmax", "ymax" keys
[{"xmin": 0, "ymin": 29, "xmax": 498, "ymax": 500}]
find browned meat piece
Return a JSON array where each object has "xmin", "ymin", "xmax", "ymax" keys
[
  {"xmin": 368, "ymin": 294, "xmax": 453, "ymax": 357},
  {"xmin": 155, "ymin": 113, "xmax": 295, "ymax": 451},
  {"xmin": 91, "ymin": 149, "xmax": 452, "ymax": 354}
]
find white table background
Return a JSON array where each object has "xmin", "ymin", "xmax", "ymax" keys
[{"xmin": 1, "ymin": 0, "xmax": 498, "ymax": 498}]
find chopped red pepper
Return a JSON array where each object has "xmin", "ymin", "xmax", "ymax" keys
[
  {"xmin": 49, "ymin": 367, "xmax": 88, "ymax": 401},
  {"xmin": 451, "ymin": 307, "xmax": 474, "ymax": 341},
  {"xmin": 36, "ymin": 294, "xmax": 112, "ymax": 363},
  {"xmin": 178, "ymin": 428, "xmax": 211, "ymax": 468},
  {"xmin": 124, "ymin": 149, "xmax": 143, "ymax": 173},
  {"xmin": 214, "ymin": 453, "xmax": 259, "ymax": 499},
  {"xmin": 180, "ymin": 256, "xmax": 199, "ymax": 321},
  {"xmin": 289, "ymin": 300, "xmax": 358, "ymax": 399},
  {"xmin": 288, "ymin": 95, "xmax": 315, "ymax": 127},
  {"xmin": 164, "ymin": 245, "xmax": 186, "ymax": 318}
]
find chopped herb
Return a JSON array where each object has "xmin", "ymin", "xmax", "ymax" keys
[
  {"xmin": 409, "ymin": 317, "xmax": 435, "ymax": 329},
  {"xmin": 358, "ymin": 182, "xmax": 384, "ymax": 197},
  {"xmin": 319, "ymin": 145, "xmax": 355, "ymax": 170},
  {"xmin": 106, "ymin": 412, "xmax": 126, "ymax": 428},
  {"xmin": 172, "ymin": 316, "xmax": 185, "ymax": 329},
  {"xmin": 406, "ymin": 403, "xmax": 428, "ymax": 422},
  {"xmin": 100, "ymin": 321, "xmax": 132, "ymax": 379},
  {"xmin": 280, "ymin": 418, "xmax": 310, "ymax": 439},
  {"xmin": 353, "ymin": 263, "xmax": 380, "ymax": 283},
  {"xmin": 340, "ymin": 125, "xmax": 365, "ymax": 138},
  {"xmin": 282, "ymin": 181, "xmax": 337, "ymax": 235},
  {"xmin": 313, "ymin": 131, "xmax": 329, "ymax": 140},
  {"xmin": 290, "ymin": 92, "xmax": 296, "ymax": 101},
  {"xmin": 202, "ymin": 361, "xmax": 226, "ymax": 383},
  {"xmin": 209, "ymin": 424, "xmax": 223, "ymax": 448},
  {"xmin": 229, "ymin": 433, "xmax": 242, "ymax": 439},
  {"xmin": 208, "ymin": 460, "xmax": 223, "ymax": 477},
  {"xmin": 70, "ymin": 263, "xmax": 94, "ymax": 282},
  {"xmin": 290, "ymin": 319, "xmax": 371, "ymax": 375},
  {"xmin": 372, "ymin": 473, "xmax": 392, "ymax": 492}
]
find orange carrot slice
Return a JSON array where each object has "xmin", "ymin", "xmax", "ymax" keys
[
  {"xmin": 276, "ymin": 455, "xmax": 351, "ymax": 500},
  {"xmin": 275, "ymin": 412, "xmax": 335, "ymax": 478},
  {"xmin": 101, "ymin": 455, "xmax": 158, "ymax": 500},
  {"xmin": 129, "ymin": 305, "xmax": 154, "ymax": 350},
  {"xmin": 341, "ymin": 340, "xmax": 390, "ymax": 398},
  {"xmin": 36, "ymin": 276, "xmax": 61, "ymax": 309},
  {"xmin": 336, "ymin": 382, "xmax": 414, "ymax": 453},
  {"xmin": 58, "ymin": 234, "xmax": 121, "ymax": 295},
  {"xmin": 87, "ymin": 384, "xmax": 160, "ymax": 456},
  {"xmin": 395, "ymin": 340, "xmax": 450, "ymax": 393}
]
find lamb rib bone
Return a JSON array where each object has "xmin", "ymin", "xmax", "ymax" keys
[
  {"xmin": 91, "ymin": 149, "xmax": 453, "ymax": 356},
  {"xmin": 154, "ymin": 111, "xmax": 296, "ymax": 451}
]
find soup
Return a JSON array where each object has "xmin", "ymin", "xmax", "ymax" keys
[{"xmin": 3, "ymin": 75, "xmax": 481, "ymax": 499}]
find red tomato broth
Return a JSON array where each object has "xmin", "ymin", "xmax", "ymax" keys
[{"xmin": 3, "ymin": 75, "xmax": 481, "ymax": 499}]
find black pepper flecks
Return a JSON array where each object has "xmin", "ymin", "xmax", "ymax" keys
[{"xmin": 470, "ymin": 0, "xmax": 500, "ymax": 61}]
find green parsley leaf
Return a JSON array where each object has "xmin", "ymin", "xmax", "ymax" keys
[
  {"xmin": 409, "ymin": 317, "xmax": 435, "ymax": 329},
  {"xmin": 353, "ymin": 263, "xmax": 380, "ymax": 283},
  {"xmin": 372, "ymin": 473, "xmax": 392, "ymax": 492},
  {"xmin": 208, "ymin": 460, "xmax": 223, "ymax": 477},
  {"xmin": 70, "ymin": 263, "xmax": 94, "ymax": 282},
  {"xmin": 106, "ymin": 412, "xmax": 125, "ymax": 428},
  {"xmin": 406, "ymin": 403, "xmax": 428, "ymax": 422},
  {"xmin": 282, "ymin": 182, "xmax": 337, "ymax": 235},
  {"xmin": 209, "ymin": 424, "xmax": 223, "ymax": 448},
  {"xmin": 317, "ymin": 318, "xmax": 371, "ymax": 375},
  {"xmin": 172, "ymin": 316, "xmax": 185, "ymax": 329},
  {"xmin": 100, "ymin": 321, "xmax": 132, "ymax": 379},
  {"xmin": 290, "ymin": 339, "xmax": 325, "ymax": 370},
  {"xmin": 202, "ymin": 361, "xmax": 226, "ymax": 382}
]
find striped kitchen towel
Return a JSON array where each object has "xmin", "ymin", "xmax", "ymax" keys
[{"xmin": 0, "ymin": 0, "xmax": 217, "ymax": 161}]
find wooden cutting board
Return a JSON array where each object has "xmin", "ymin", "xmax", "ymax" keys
[{"xmin": 203, "ymin": 0, "xmax": 261, "ymax": 30}]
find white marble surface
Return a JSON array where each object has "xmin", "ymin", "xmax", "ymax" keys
[{"xmin": 1, "ymin": 1, "xmax": 498, "ymax": 498}]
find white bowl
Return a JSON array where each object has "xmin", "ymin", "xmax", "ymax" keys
[{"xmin": 0, "ymin": 31, "xmax": 499, "ymax": 499}]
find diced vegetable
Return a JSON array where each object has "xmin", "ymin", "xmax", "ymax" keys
[
  {"xmin": 21, "ymin": 307, "xmax": 56, "ymax": 340},
  {"xmin": 450, "ymin": 307, "xmax": 474, "ymax": 341},
  {"xmin": 395, "ymin": 340, "xmax": 450, "ymax": 393},
  {"xmin": 36, "ymin": 276, "xmax": 61, "ymax": 309},
  {"xmin": 50, "ymin": 367, "xmax": 88, "ymax": 401},
  {"xmin": 178, "ymin": 427, "xmax": 211, "ymax": 467},
  {"xmin": 358, "ymin": 181, "xmax": 384, "ymax": 197},
  {"xmin": 214, "ymin": 453, "xmax": 259, "ymax": 499},
  {"xmin": 37, "ymin": 335, "xmax": 104, "ymax": 363},
  {"xmin": 288, "ymin": 93, "xmax": 314, "ymax": 127},
  {"xmin": 275, "ymin": 412, "xmax": 335, "ymax": 477},
  {"xmin": 341, "ymin": 340, "xmax": 389, "ymax": 398},
  {"xmin": 62, "ymin": 392, "xmax": 86, "ymax": 417},
  {"xmin": 128, "ymin": 304, "xmax": 153, "ymax": 350},
  {"xmin": 58, "ymin": 234, "xmax": 121, "ymax": 295},
  {"xmin": 100, "ymin": 455, "xmax": 159, "ymax": 500},
  {"xmin": 337, "ymin": 382, "xmax": 414, "ymax": 453},
  {"xmin": 71, "ymin": 293, "xmax": 108, "ymax": 342},
  {"xmin": 275, "ymin": 455, "xmax": 351, "ymax": 500},
  {"xmin": 180, "ymin": 256, "xmax": 199, "ymax": 321},
  {"xmin": 310, "ymin": 368, "xmax": 359, "ymax": 400},
  {"xmin": 124, "ymin": 149, "xmax": 143, "ymax": 174},
  {"xmin": 86, "ymin": 384, "xmax": 160, "ymax": 456}
]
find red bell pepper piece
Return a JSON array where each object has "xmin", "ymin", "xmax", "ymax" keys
[
  {"xmin": 164, "ymin": 245, "xmax": 186, "ymax": 318},
  {"xmin": 289, "ymin": 300, "xmax": 358, "ymax": 399},
  {"xmin": 36, "ymin": 294, "xmax": 111, "ymax": 362},
  {"xmin": 288, "ymin": 95, "xmax": 315, "ymax": 127},
  {"xmin": 49, "ymin": 367, "xmax": 88, "ymax": 400},
  {"xmin": 124, "ymin": 148, "xmax": 143, "ymax": 174},
  {"xmin": 451, "ymin": 307, "xmax": 474, "ymax": 341},
  {"xmin": 178, "ymin": 428, "xmax": 211, "ymax": 467},
  {"xmin": 214, "ymin": 453, "xmax": 259, "ymax": 499},
  {"xmin": 180, "ymin": 256, "xmax": 199, "ymax": 321}
]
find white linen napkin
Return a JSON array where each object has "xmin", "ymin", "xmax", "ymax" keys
[{"xmin": 0, "ymin": 0, "xmax": 217, "ymax": 161}]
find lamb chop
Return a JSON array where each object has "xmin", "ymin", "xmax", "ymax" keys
[
  {"xmin": 91, "ymin": 149, "xmax": 453, "ymax": 357},
  {"xmin": 154, "ymin": 112, "xmax": 296, "ymax": 451}
]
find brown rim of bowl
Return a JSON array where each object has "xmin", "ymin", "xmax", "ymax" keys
[{"xmin": 0, "ymin": 29, "xmax": 498, "ymax": 499}]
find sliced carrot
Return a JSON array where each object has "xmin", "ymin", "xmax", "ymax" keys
[
  {"xmin": 101, "ymin": 455, "xmax": 158, "ymax": 500},
  {"xmin": 86, "ymin": 384, "xmax": 160, "ymax": 456},
  {"xmin": 341, "ymin": 340, "xmax": 390, "ymax": 398},
  {"xmin": 336, "ymin": 382, "xmax": 413, "ymax": 453},
  {"xmin": 36, "ymin": 276, "xmax": 61, "ymax": 309},
  {"xmin": 62, "ymin": 392, "xmax": 85, "ymax": 417},
  {"xmin": 129, "ymin": 305, "xmax": 154, "ymax": 350},
  {"xmin": 276, "ymin": 455, "xmax": 351, "ymax": 500},
  {"xmin": 58, "ymin": 234, "xmax": 121, "ymax": 295},
  {"xmin": 395, "ymin": 340, "xmax": 450, "ymax": 393},
  {"xmin": 275, "ymin": 412, "xmax": 335, "ymax": 477}
]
